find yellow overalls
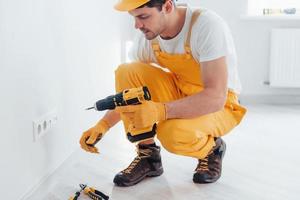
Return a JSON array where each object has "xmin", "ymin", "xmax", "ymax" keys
[{"xmin": 115, "ymin": 10, "xmax": 247, "ymax": 159}]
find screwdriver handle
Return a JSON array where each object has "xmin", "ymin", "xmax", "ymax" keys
[
  {"xmin": 93, "ymin": 188, "xmax": 109, "ymax": 200},
  {"xmin": 84, "ymin": 186, "xmax": 109, "ymax": 200},
  {"xmin": 87, "ymin": 191, "xmax": 102, "ymax": 200}
]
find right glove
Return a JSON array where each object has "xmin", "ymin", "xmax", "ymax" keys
[
  {"xmin": 79, "ymin": 119, "xmax": 110, "ymax": 154},
  {"xmin": 115, "ymin": 101, "xmax": 166, "ymax": 133}
]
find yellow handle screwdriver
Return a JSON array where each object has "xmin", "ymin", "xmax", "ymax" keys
[
  {"xmin": 83, "ymin": 185, "xmax": 109, "ymax": 200},
  {"xmin": 69, "ymin": 184, "xmax": 109, "ymax": 200}
]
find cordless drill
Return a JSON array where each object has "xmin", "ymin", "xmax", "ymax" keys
[{"xmin": 86, "ymin": 86, "xmax": 157, "ymax": 143}]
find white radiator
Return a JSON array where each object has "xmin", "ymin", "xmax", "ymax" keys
[{"xmin": 269, "ymin": 29, "xmax": 300, "ymax": 88}]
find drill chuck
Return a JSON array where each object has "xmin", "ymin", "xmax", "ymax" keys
[{"xmin": 94, "ymin": 94, "xmax": 123, "ymax": 111}]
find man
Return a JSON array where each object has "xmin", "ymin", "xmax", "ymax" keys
[{"xmin": 80, "ymin": 0, "xmax": 246, "ymax": 187}]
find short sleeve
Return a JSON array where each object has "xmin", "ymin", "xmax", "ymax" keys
[{"xmin": 192, "ymin": 11, "xmax": 234, "ymax": 62}]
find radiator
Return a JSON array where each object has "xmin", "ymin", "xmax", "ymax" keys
[{"xmin": 269, "ymin": 29, "xmax": 300, "ymax": 88}]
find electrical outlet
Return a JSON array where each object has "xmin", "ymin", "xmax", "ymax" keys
[{"xmin": 33, "ymin": 110, "xmax": 58, "ymax": 142}]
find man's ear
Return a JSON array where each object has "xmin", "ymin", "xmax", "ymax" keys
[{"xmin": 162, "ymin": 0, "xmax": 174, "ymax": 14}]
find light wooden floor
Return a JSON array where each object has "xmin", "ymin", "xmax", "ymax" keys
[{"xmin": 27, "ymin": 104, "xmax": 300, "ymax": 200}]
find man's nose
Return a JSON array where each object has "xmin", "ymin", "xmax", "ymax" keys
[{"xmin": 135, "ymin": 19, "xmax": 143, "ymax": 29}]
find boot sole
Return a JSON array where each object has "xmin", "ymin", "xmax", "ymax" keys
[{"xmin": 113, "ymin": 168, "xmax": 164, "ymax": 187}]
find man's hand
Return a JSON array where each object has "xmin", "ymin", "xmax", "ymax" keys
[
  {"xmin": 79, "ymin": 119, "xmax": 110, "ymax": 154},
  {"xmin": 115, "ymin": 101, "xmax": 166, "ymax": 132}
]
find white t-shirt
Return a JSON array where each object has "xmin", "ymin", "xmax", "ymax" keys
[{"xmin": 129, "ymin": 5, "xmax": 242, "ymax": 94}]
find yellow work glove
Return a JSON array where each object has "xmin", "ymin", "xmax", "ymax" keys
[
  {"xmin": 115, "ymin": 101, "xmax": 166, "ymax": 132},
  {"xmin": 79, "ymin": 119, "xmax": 110, "ymax": 154}
]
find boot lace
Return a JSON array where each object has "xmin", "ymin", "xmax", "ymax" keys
[
  {"xmin": 123, "ymin": 147, "xmax": 152, "ymax": 174},
  {"xmin": 195, "ymin": 155, "xmax": 209, "ymax": 172}
]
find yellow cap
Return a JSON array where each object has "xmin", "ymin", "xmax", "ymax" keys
[{"xmin": 114, "ymin": 0, "xmax": 151, "ymax": 11}]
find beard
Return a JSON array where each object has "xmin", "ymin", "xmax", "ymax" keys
[{"xmin": 140, "ymin": 28, "xmax": 159, "ymax": 40}]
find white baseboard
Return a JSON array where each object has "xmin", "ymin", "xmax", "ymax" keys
[
  {"xmin": 19, "ymin": 149, "xmax": 76, "ymax": 200},
  {"xmin": 239, "ymin": 94, "xmax": 300, "ymax": 105}
]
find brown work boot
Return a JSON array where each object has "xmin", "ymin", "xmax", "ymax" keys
[
  {"xmin": 193, "ymin": 138, "xmax": 226, "ymax": 184},
  {"xmin": 113, "ymin": 143, "xmax": 163, "ymax": 187}
]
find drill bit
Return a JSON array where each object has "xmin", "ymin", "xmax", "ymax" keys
[{"xmin": 86, "ymin": 106, "xmax": 94, "ymax": 110}]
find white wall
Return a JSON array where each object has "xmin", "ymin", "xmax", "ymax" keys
[
  {"xmin": 0, "ymin": 0, "xmax": 121, "ymax": 199},
  {"xmin": 122, "ymin": 0, "xmax": 300, "ymax": 99},
  {"xmin": 1, "ymin": 0, "xmax": 299, "ymax": 198}
]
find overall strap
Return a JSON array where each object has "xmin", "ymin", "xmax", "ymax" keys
[
  {"xmin": 185, "ymin": 9, "xmax": 201, "ymax": 54},
  {"xmin": 151, "ymin": 37, "xmax": 160, "ymax": 57}
]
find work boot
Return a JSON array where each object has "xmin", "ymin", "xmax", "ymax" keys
[
  {"xmin": 193, "ymin": 138, "xmax": 226, "ymax": 184},
  {"xmin": 113, "ymin": 143, "xmax": 163, "ymax": 187}
]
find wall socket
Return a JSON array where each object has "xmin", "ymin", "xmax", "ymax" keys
[{"xmin": 33, "ymin": 110, "xmax": 58, "ymax": 142}]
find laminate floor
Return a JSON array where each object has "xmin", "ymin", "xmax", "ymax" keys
[{"xmin": 27, "ymin": 104, "xmax": 300, "ymax": 200}]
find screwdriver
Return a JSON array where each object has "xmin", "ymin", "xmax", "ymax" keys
[{"xmin": 69, "ymin": 184, "xmax": 109, "ymax": 200}]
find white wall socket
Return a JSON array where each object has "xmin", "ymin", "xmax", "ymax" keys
[{"xmin": 33, "ymin": 110, "xmax": 58, "ymax": 142}]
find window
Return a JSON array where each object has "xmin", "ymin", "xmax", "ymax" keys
[{"xmin": 248, "ymin": 0, "xmax": 300, "ymax": 16}]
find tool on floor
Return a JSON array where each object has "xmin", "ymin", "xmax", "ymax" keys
[
  {"xmin": 69, "ymin": 184, "xmax": 109, "ymax": 200},
  {"xmin": 86, "ymin": 86, "xmax": 157, "ymax": 143},
  {"xmin": 69, "ymin": 184, "xmax": 84, "ymax": 200},
  {"xmin": 83, "ymin": 184, "xmax": 109, "ymax": 200}
]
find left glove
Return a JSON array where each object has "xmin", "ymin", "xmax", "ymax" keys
[
  {"xmin": 115, "ymin": 101, "xmax": 166, "ymax": 132},
  {"xmin": 79, "ymin": 119, "xmax": 110, "ymax": 154}
]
